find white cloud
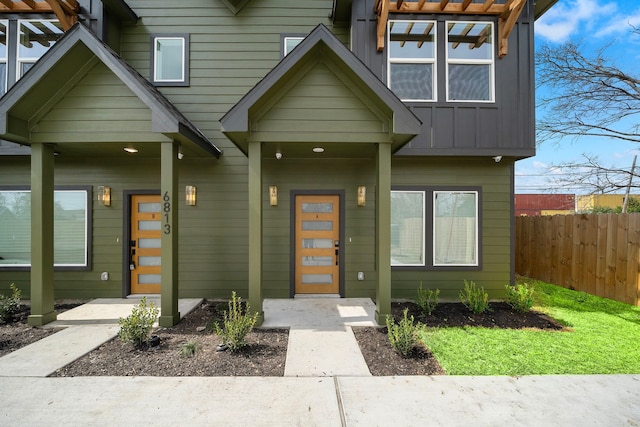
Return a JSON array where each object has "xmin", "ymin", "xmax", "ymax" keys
[
  {"xmin": 532, "ymin": 160, "xmax": 549, "ymax": 169},
  {"xmin": 596, "ymin": 10, "xmax": 640, "ymax": 37},
  {"xmin": 535, "ymin": 0, "xmax": 617, "ymax": 43}
]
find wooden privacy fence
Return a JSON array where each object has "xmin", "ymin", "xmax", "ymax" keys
[{"xmin": 515, "ymin": 214, "xmax": 640, "ymax": 306}]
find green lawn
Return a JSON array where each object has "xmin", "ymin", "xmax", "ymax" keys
[{"xmin": 419, "ymin": 278, "xmax": 640, "ymax": 375}]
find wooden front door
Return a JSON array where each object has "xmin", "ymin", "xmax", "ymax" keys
[
  {"xmin": 130, "ymin": 195, "xmax": 162, "ymax": 294},
  {"xmin": 295, "ymin": 194, "xmax": 340, "ymax": 294}
]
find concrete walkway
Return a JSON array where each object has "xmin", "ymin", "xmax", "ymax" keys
[{"xmin": 0, "ymin": 298, "xmax": 639, "ymax": 426}]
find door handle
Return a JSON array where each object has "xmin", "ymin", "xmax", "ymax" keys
[{"xmin": 335, "ymin": 248, "xmax": 339, "ymax": 265}]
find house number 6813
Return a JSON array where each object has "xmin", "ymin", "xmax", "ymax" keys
[{"xmin": 163, "ymin": 191, "xmax": 171, "ymax": 235}]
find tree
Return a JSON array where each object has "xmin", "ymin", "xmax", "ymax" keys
[
  {"xmin": 535, "ymin": 27, "xmax": 640, "ymax": 194},
  {"xmin": 536, "ymin": 27, "xmax": 640, "ymax": 145}
]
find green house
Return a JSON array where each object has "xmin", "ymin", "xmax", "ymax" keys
[{"xmin": 0, "ymin": 0, "xmax": 557, "ymax": 326}]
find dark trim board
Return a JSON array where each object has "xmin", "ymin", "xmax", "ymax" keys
[
  {"xmin": 122, "ymin": 189, "xmax": 159, "ymax": 298},
  {"xmin": 289, "ymin": 189, "xmax": 346, "ymax": 298}
]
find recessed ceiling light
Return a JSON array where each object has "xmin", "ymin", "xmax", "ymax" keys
[
  {"xmin": 312, "ymin": 147, "xmax": 324, "ymax": 153},
  {"xmin": 124, "ymin": 147, "xmax": 138, "ymax": 153}
]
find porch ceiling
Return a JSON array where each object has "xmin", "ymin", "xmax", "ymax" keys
[
  {"xmin": 0, "ymin": 23, "xmax": 221, "ymax": 159},
  {"xmin": 263, "ymin": 141, "xmax": 377, "ymax": 160}
]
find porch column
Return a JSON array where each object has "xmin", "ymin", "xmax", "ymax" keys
[
  {"xmin": 29, "ymin": 143, "xmax": 57, "ymax": 326},
  {"xmin": 159, "ymin": 141, "xmax": 180, "ymax": 327},
  {"xmin": 248, "ymin": 141, "xmax": 264, "ymax": 324},
  {"xmin": 375, "ymin": 143, "xmax": 392, "ymax": 324}
]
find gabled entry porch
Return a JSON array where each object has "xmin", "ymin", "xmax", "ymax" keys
[
  {"xmin": 221, "ymin": 24, "xmax": 421, "ymax": 324},
  {"xmin": 0, "ymin": 24, "xmax": 221, "ymax": 326}
]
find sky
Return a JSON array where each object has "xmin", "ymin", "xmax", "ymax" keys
[{"xmin": 515, "ymin": 0, "xmax": 640, "ymax": 194}]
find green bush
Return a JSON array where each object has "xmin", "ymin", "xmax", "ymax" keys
[
  {"xmin": 385, "ymin": 308, "xmax": 418, "ymax": 357},
  {"xmin": 180, "ymin": 340, "xmax": 199, "ymax": 357},
  {"xmin": 0, "ymin": 284, "xmax": 21, "ymax": 324},
  {"xmin": 459, "ymin": 280, "xmax": 490, "ymax": 314},
  {"xmin": 118, "ymin": 297, "xmax": 159, "ymax": 349},
  {"xmin": 505, "ymin": 282, "xmax": 536, "ymax": 312},
  {"xmin": 416, "ymin": 283, "xmax": 439, "ymax": 316},
  {"xmin": 214, "ymin": 291, "xmax": 259, "ymax": 352}
]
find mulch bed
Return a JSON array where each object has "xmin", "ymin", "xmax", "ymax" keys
[{"xmin": 1, "ymin": 299, "xmax": 564, "ymax": 377}]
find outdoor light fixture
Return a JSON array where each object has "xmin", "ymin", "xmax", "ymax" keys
[
  {"xmin": 275, "ymin": 151, "xmax": 282, "ymax": 160},
  {"xmin": 97, "ymin": 186, "xmax": 111, "ymax": 207},
  {"xmin": 493, "ymin": 156, "xmax": 503, "ymax": 163},
  {"xmin": 186, "ymin": 185, "xmax": 197, "ymax": 206},
  {"xmin": 123, "ymin": 147, "xmax": 138, "ymax": 153},
  {"xmin": 269, "ymin": 185, "xmax": 278, "ymax": 206},
  {"xmin": 312, "ymin": 147, "xmax": 325, "ymax": 153},
  {"xmin": 357, "ymin": 185, "xmax": 366, "ymax": 207}
]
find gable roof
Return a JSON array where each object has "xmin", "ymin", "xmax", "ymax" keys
[
  {"xmin": 0, "ymin": 23, "xmax": 221, "ymax": 158},
  {"xmin": 221, "ymin": 24, "xmax": 421, "ymax": 155}
]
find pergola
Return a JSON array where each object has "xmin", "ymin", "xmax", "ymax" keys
[
  {"xmin": 374, "ymin": 0, "xmax": 527, "ymax": 57},
  {"xmin": 0, "ymin": 0, "xmax": 79, "ymax": 30}
]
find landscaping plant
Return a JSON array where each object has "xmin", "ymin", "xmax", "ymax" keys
[
  {"xmin": 0, "ymin": 284, "xmax": 21, "ymax": 323},
  {"xmin": 505, "ymin": 282, "xmax": 535, "ymax": 312},
  {"xmin": 459, "ymin": 280, "xmax": 490, "ymax": 314},
  {"xmin": 180, "ymin": 340, "xmax": 199, "ymax": 357},
  {"xmin": 118, "ymin": 297, "xmax": 159, "ymax": 349},
  {"xmin": 214, "ymin": 291, "xmax": 259, "ymax": 352},
  {"xmin": 385, "ymin": 308, "xmax": 418, "ymax": 357},
  {"xmin": 416, "ymin": 282, "xmax": 439, "ymax": 316}
]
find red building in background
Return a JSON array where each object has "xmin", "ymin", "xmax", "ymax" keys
[{"xmin": 514, "ymin": 194, "xmax": 575, "ymax": 216}]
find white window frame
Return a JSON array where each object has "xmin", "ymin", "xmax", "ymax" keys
[
  {"xmin": 16, "ymin": 19, "xmax": 63, "ymax": 81},
  {"xmin": 0, "ymin": 188, "xmax": 90, "ymax": 269},
  {"xmin": 283, "ymin": 36, "xmax": 304, "ymax": 56},
  {"xmin": 387, "ymin": 20, "xmax": 437, "ymax": 103},
  {"xmin": 391, "ymin": 190, "xmax": 426, "ymax": 267},
  {"xmin": 151, "ymin": 34, "xmax": 189, "ymax": 86},
  {"xmin": 445, "ymin": 21, "xmax": 495, "ymax": 103},
  {"xmin": 0, "ymin": 19, "xmax": 8, "ymax": 95},
  {"xmin": 432, "ymin": 190, "xmax": 479, "ymax": 267}
]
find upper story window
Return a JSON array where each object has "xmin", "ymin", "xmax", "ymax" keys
[
  {"xmin": 0, "ymin": 18, "xmax": 63, "ymax": 97},
  {"xmin": 151, "ymin": 34, "xmax": 189, "ymax": 86},
  {"xmin": 387, "ymin": 20, "xmax": 495, "ymax": 103},
  {"xmin": 284, "ymin": 36, "xmax": 303, "ymax": 56},
  {"xmin": 17, "ymin": 20, "xmax": 64, "ymax": 80},
  {"xmin": 446, "ymin": 22, "xmax": 494, "ymax": 102},
  {"xmin": 388, "ymin": 21, "xmax": 436, "ymax": 102}
]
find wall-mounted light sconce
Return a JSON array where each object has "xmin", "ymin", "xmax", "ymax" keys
[
  {"xmin": 357, "ymin": 185, "xmax": 366, "ymax": 207},
  {"xmin": 97, "ymin": 186, "xmax": 111, "ymax": 207},
  {"xmin": 186, "ymin": 185, "xmax": 197, "ymax": 206},
  {"xmin": 269, "ymin": 185, "xmax": 278, "ymax": 206}
]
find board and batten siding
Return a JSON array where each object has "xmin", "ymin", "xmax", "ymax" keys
[{"xmin": 390, "ymin": 157, "xmax": 513, "ymax": 300}]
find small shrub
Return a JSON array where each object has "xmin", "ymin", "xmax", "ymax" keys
[
  {"xmin": 416, "ymin": 283, "xmax": 439, "ymax": 316},
  {"xmin": 180, "ymin": 340, "xmax": 199, "ymax": 357},
  {"xmin": 118, "ymin": 297, "xmax": 159, "ymax": 349},
  {"xmin": 214, "ymin": 291, "xmax": 259, "ymax": 352},
  {"xmin": 0, "ymin": 284, "xmax": 21, "ymax": 324},
  {"xmin": 459, "ymin": 280, "xmax": 490, "ymax": 314},
  {"xmin": 505, "ymin": 282, "xmax": 536, "ymax": 312},
  {"xmin": 385, "ymin": 308, "xmax": 418, "ymax": 357}
]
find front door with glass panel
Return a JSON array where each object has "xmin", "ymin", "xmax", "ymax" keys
[
  {"xmin": 295, "ymin": 195, "xmax": 340, "ymax": 294},
  {"xmin": 130, "ymin": 195, "xmax": 161, "ymax": 294}
]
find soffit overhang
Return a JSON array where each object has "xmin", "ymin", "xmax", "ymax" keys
[
  {"xmin": 0, "ymin": 23, "xmax": 221, "ymax": 158},
  {"xmin": 220, "ymin": 24, "xmax": 421, "ymax": 157}
]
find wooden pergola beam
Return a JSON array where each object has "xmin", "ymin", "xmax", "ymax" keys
[
  {"xmin": 374, "ymin": 0, "xmax": 527, "ymax": 56},
  {"xmin": 0, "ymin": 1, "xmax": 80, "ymax": 31}
]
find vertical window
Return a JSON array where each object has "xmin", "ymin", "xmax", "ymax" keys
[
  {"xmin": 388, "ymin": 20, "xmax": 436, "ymax": 102},
  {"xmin": 391, "ymin": 191, "xmax": 425, "ymax": 266},
  {"xmin": 0, "ymin": 20, "xmax": 7, "ymax": 96},
  {"xmin": 0, "ymin": 188, "xmax": 90, "ymax": 268},
  {"xmin": 284, "ymin": 37, "xmax": 304, "ymax": 56},
  {"xmin": 17, "ymin": 20, "xmax": 64, "ymax": 80},
  {"xmin": 446, "ymin": 22, "xmax": 494, "ymax": 102},
  {"xmin": 433, "ymin": 191, "xmax": 478, "ymax": 266},
  {"xmin": 151, "ymin": 34, "xmax": 189, "ymax": 86}
]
